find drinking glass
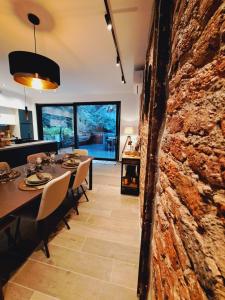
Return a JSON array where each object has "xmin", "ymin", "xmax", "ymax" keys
[
  {"xmin": 36, "ymin": 157, "xmax": 42, "ymax": 165},
  {"xmin": 50, "ymin": 153, "xmax": 55, "ymax": 164}
]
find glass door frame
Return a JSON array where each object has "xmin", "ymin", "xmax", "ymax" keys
[
  {"xmin": 36, "ymin": 101, "xmax": 121, "ymax": 161},
  {"xmin": 36, "ymin": 103, "xmax": 76, "ymax": 150},
  {"xmin": 74, "ymin": 101, "xmax": 121, "ymax": 161}
]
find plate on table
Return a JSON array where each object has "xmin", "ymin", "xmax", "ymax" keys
[
  {"xmin": 25, "ymin": 173, "xmax": 52, "ymax": 186},
  {"xmin": 64, "ymin": 159, "xmax": 80, "ymax": 166},
  {"xmin": 62, "ymin": 162, "xmax": 78, "ymax": 169}
]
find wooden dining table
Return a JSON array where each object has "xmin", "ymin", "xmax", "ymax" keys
[
  {"xmin": 0, "ymin": 155, "xmax": 93, "ymax": 300},
  {"xmin": 0, "ymin": 155, "xmax": 93, "ymax": 219}
]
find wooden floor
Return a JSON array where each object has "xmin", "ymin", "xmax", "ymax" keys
[{"xmin": 3, "ymin": 162, "xmax": 140, "ymax": 300}]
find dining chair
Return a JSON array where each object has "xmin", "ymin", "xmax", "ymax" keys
[
  {"xmin": 15, "ymin": 171, "xmax": 71, "ymax": 258},
  {"xmin": 73, "ymin": 149, "xmax": 88, "ymax": 156},
  {"xmin": 27, "ymin": 152, "xmax": 47, "ymax": 164},
  {"xmin": 0, "ymin": 162, "xmax": 10, "ymax": 172},
  {"xmin": 73, "ymin": 149, "xmax": 89, "ymax": 184},
  {"xmin": 70, "ymin": 158, "xmax": 91, "ymax": 214}
]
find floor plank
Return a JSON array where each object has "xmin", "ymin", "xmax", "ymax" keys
[{"xmin": 4, "ymin": 162, "xmax": 140, "ymax": 299}]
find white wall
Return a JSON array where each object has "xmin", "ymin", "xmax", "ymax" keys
[
  {"xmin": 34, "ymin": 92, "xmax": 140, "ymax": 159},
  {"xmin": 0, "ymin": 91, "xmax": 38, "ymax": 139}
]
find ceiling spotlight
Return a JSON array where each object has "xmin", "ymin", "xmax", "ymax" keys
[
  {"xmin": 122, "ymin": 75, "xmax": 126, "ymax": 84},
  {"xmin": 116, "ymin": 56, "xmax": 120, "ymax": 67},
  {"xmin": 105, "ymin": 13, "xmax": 112, "ymax": 31},
  {"xmin": 8, "ymin": 13, "xmax": 60, "ymax": 90}
]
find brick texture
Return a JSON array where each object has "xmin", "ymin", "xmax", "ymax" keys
[{"xmin": 140, "ymin": 1, "xmax": 225, "ymax": 299}]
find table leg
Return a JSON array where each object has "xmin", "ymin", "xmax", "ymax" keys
[
  {"xmin": 89, "ymin": 160, "xmax": 92, "ymax": 190},
  {"xmin": 0, "ymin": 281, "xmax": 4, "ymax": 300}
]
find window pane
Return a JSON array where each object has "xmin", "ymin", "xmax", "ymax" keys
[
  {"xmin": 41, "ymin": 105, "xmax": 74, "ymax": 150},
  {"xmin": 77, "ymin": 104, "xmax": 118, "ymax": 159}
]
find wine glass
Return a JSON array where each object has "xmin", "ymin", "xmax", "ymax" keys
[
  {"xmin": 0, "ymin": 169, "xmax": 7, "ymax": 183},
  {"xmin": 50, "ymin": 152, "xmax": 56, "ymax": 165},
  {"xmin": 36, "ymin": 157, "xmax": 42, "ymax": 165}
]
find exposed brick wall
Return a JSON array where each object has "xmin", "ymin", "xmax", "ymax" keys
[{"xmin": 140, "ymin": 0, "xmax": 225, "ymax": 299}]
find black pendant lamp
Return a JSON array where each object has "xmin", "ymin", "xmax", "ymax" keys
[{"xmin": 8, "ymin": 13, "xmax": 60, "ymax": 90}]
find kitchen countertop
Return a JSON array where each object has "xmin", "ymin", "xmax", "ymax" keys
[{"xmin": 0, "ymin": 140, "xmax": 56, "ymax": 151}]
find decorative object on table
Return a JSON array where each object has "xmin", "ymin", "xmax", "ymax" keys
[
  {"xmin": 42, "ymin": 157, "xmax": 50, "ymax": 165},
  {"xmin": 122, "ymin": 126, "xmax": 135, "ymax": 153},
  {"xmin": 50, "ymin": 152, "xmax": 56, "ymax": 164},
  {"xmin": 35, "ymin": 157, "xmax": 43, "ymax": 171},
  {"xmin": 8, "ymin": 13, "xmax": 60, "ymax": 90},
  {"xmin": 24, "ymin": 163, "xmax": 36, "ymax": 178}
]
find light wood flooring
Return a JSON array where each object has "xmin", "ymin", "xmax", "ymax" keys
[{"xmin": 3, "ymin": 162, "xmax": 141, "ymax": 300}]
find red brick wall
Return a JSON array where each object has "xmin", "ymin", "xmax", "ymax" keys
[{"xmin": 140, "ymin": 0, "xmax": 225, "ymax": 299}]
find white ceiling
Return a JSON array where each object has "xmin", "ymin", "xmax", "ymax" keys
[{"xmin": 0, "ymin": 0, "xmax": 153, "ymax": 102}]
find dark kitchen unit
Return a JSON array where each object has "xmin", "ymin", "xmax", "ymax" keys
[{"xmin": 19, "ymin": 109, "xmax": 34, "ymax": 140}]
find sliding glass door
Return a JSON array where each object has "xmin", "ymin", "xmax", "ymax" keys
[
  {"xmin": 75, "ymin": 102, "xmax": 120, "ymax": 160},
  {"xmin": 36, "ymin": 102, "xmax": 120, "ymax": 160},
  {"xmin": 36, "ymin": 104, "xmax": 74, "ymax": 152}
]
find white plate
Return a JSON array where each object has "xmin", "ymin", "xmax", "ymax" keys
[{"xmin": 26, "ymin": 173, "xmax": 52, "ymax": 184}]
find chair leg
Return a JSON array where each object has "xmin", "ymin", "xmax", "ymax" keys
[
  {"xmin": 74, "ymin": 206, "xmax": 79, "ymax": 215},
  {"xmin": 85, "ymin": 178, "xmax": 88, "ymax": 185},
  {"xmin": 70, "ymin": 189, "xmax": 79, "ymax": 215},
  {"xmin": 62, "ymin": 217, "xmax": 70, "ymax": 230},
  {"xmin": 15, "ymin": 217, "xmax": 21, "ymax": 242},
  {"xmin": 5, "ymin": 228, "xmax": 14, "ymax": 248},
  {"xmin": 80, "ymin": 185, "xmax": 89, "ymax": 202},
  {"xmin": 43, "ymin": 239, "xmax": 50, "ymax": 258}
]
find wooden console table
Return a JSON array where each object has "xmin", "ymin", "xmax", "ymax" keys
[{"xmin": 121, "ymin": 154, "xmax": 140, "ymax": 196}]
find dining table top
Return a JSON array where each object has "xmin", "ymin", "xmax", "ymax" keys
[{"xmin": 0, "ymin": 155, "xmax": 93, "ymax": 219}]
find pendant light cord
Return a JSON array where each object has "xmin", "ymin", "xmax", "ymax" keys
[
  {"xmin": 24, "ymin": 87, "xmax": 27, "ymax": 106},
  {"xmin": 33, "ymin": 24, "xmax": 37, "ymax": 53}
]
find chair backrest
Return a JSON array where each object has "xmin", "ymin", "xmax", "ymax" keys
[
  {"xmin": 73, "ymin": 158, "xmax": 91, "ymax": 189},
  {"xmin": 27, "ymin": 152, "xmax": 47, "ymax": 164},
  {"xmin": 73, "ymin": 149, "xmax": 88, "ymax": 156},
  {"xmin": 0, "ymin": 162, "xmax": 10, "ymax": 172},
  {"xmin": 36, "ymin": 171, "xmax": 71, "ymax": 221}
]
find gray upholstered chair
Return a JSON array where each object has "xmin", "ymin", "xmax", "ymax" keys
[
  {"xmin": 27, "ymin": 152, "xmax": 47, "ymax": 164},
  {"xmin": 15, "ymin": 171, "xmax": 71, "ymax": 258},
  {"xmin": 70, "ymin": 158, "xmax": 91, "ymax": 214}
]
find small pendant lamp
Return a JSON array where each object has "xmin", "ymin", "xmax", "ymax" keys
[
  {"xmin": 23, "ymin": 87, "xmax": 29, "ymax": 121},
  {"xmin": 8, "ymin": 13, "xmax": 60, "ymax": 90}
]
